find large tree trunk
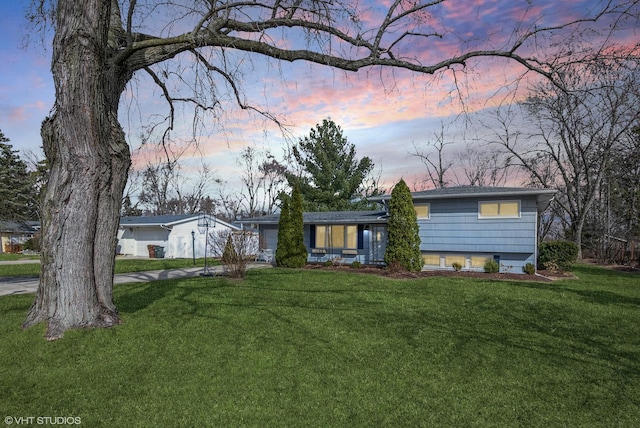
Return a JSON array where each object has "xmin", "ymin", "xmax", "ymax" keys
[{"xmin": 23, "ymin": 0, "xmax": 131, "ymax": 340}]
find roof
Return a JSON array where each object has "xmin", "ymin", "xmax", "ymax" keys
[
  {"xmin": 120, "ymin": 214, "xmax": 240, "ymax": 230},
  {"xmin": 120, "ymin": 214, "xmax": 196, "ymax": 226},
  {"xmin": 239, "ymin": 210, "xmax": 388, "ymax": 225},
  {"xmin": 370, "ymin": 185, "xmax": 556, "ymax": 200},
  {"xmin": 0, "ymin": 220, "xmax": 39, "ymax": 234},
  {"xmin": 369, "ymin": 185, "xmax": 556, "ymax": 210},
  {"xmin": 241, "ymin": 186, "xmax": 557, "ymax": 226}
]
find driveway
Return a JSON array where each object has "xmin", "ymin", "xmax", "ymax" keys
[{"xmin": 0, "ymin": 263, "xmax": 272, "ymax": 297}]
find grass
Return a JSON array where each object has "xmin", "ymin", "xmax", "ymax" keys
[
  {"xmin": 0, "ymin": 253, "xmax": 40, "ymax": 261},
  {"xmin": 1, "ymin": 265, "xmax": 639, "ymax": 427},
  {"xmin": 0, "ymin": 257, "xmax": 217, "ymax": 277}
]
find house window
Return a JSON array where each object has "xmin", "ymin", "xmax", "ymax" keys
[
  {"xmin": 332, "ymin": 225, "xmax": 345, "ymax": 247},
  {"xmin": 316, "ymin": 225, "xmax": 327, "ymax": 248},
  {"xmin": 478, "ymin": 201, "xmax": 520, "ymax": 219},
  {"xmin": 445, "ymin": 255, "xmax": 466, "ymax": 268},
  {"xmin": 422, "ymin": 253, "xmax": 441, "ymax": 266},
  {"xmin": 414, "ymin": 204, "xmax": 430, "ymax": 219},
  {"xmin": 470, "ymin": 256, "xmax": 490, "ymax": 268},
  {"xmin": 346, "ymin": 226, "xmax": 357, "ymax": 249},
  {"xmin": 315, "ymin": 225, "xmax": 358, "ymax": 249}
]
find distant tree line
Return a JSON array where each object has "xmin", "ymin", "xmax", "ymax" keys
[
  {"xmin": 0, "ymin": 130, "xmax": 46, "ymax": 221},
  {"xmin": 123, "ymin": 118, "xmax": 384, "ymax": 221}
]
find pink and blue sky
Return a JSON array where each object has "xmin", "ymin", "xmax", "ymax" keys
[{"xmin": 1, "ymin": 1, "xmax": 637, "ymax": 193}]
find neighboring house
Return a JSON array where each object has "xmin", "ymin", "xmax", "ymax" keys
[
  {"xmin": 0, "ymin": 220, "xmax": 39, "ymax": 253},
  {"xmin": 118, "ymin": 214, "xmax": 241, "ymax": 259},
  {"xmin": 240, "ymin": 186, "xmax": 556, "ymax": 273}
]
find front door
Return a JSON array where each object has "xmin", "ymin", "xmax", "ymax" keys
[{"xmin": 371, "ymin": 225, "xmax": 387, "ymax": 265}]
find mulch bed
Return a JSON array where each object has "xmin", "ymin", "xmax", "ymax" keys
[
  {"xmin": 609, "ymin": 265, "xmax": 640, "ymax": 273},
  {"xmin": 303, "ymin": 263, "xmax": 573, "ymax": 282}
]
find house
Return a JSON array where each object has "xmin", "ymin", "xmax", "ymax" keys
[
  {"xmin": 241, "ymin": 210, "xmax": 389, "ymax": 265},
  {"xmin": 0, "ymin": 220, "xmax": 39, "ymax": 253},
  {"xmin": 117, "ymin": 214, "xmax": 241, "ymax": 259},
  {"xmin": 240, "ymin": 186, "xmax": 556, "ymax": 273}
]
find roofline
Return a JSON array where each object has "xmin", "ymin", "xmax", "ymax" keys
[
  {"xmin": 238, "ymin": 211, "xmax": 389, "ymax": 225},
  {"xmin": 238, "ymin": 218, "xmax": 389, "ymax": 225},
  {"xmin": 368, "ymin": 188, "xmax": 557, "ymax": 202},
  {"xmin": 119, "ymin": 215, "xmax": 240, "ymax": 230},
  {"xmin": 163, "ymin": 215, "xmax": 240, "ymax": 230}
]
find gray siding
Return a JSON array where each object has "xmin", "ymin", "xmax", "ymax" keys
[{"xmin": 418, "ymin": 197, "xmax": 537, "ymax": 255}]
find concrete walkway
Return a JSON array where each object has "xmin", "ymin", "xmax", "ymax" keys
[{"xmin": 0, "ymin": 263, "xmax": 272, "ymax": 297}]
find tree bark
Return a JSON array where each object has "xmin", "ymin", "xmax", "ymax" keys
[{"xmin": 23, "ymin": 0, "xmax": 131, "ymax": 340}]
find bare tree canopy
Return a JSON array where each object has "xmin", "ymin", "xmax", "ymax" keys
[
  {"xmin": 24, "ymin": 0, "xmax": 640, "ymax": 339},
  {"xmin": 410, "ymin": 125, "xmax": 454, "ymax": 189},
  {"xmin": 489, "ymin": 46, "xmax": 640, "ymax": 257}
]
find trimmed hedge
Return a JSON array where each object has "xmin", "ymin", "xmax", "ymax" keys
[{"xmin": 538, "ymin": 240, "xmax": 579, "ymax": 272}]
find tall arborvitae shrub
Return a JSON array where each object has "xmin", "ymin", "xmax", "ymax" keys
[
  {"xmin": 287, "ymin": 183, "xmax": 309, "ymax": 267},
  {"xmin": 276, "ymin": 184, "xmax": 308, "ymax": 267},
  {"xmin": 384, "ymin": 179, "xmax": 424, "ymax": 272},
  {"xmin": 275, "ymin": 194, "xmax": 291, "ymax": 267}
]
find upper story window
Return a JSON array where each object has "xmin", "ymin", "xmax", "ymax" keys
[
  {"xmin": 478, "ymin": 201, "xmax": 520, "ymax": 219},
  {"xmin": 414, "ymin": 203, "xmax": 430, "ymax": 219}
]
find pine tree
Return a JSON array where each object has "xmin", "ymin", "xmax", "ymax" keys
[
  {"xmin": 384, "ymin": 179, "xmax": 424, "ymax": 272},
  {"xmin": 288, "ymin": 119, "xmax": 374, "ymax": 211},
  {"xmin": 0, "ymin": 131, "xmax": 38, "ymax": 220},
  {"xmin": 121, "ymin": 195, "xmax": 142, "ymax": 216}
]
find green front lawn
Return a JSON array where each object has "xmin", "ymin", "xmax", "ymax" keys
[
  {"xmin": 1, "ymin": 265, "xmax": 638, "ymax": 427},
  {"xmin": 0, "ymin": 253, "xmax": 40, "ymax": 261}
]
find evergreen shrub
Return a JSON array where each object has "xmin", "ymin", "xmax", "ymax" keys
[
  {"xmin": 383, "ymin": 179, "xmax": 424, "ymax": 272},
  {"xmin": 276, "ymin": 185, "xmax": 308, "ymax": 268},
  {"xmin": 523, "ymin": 262, "xmax": 535, "ymax": 275},
  {"xmin": 484, "ymin": 259, "xmax": 500, "ymax": 273},
  {"xmin": 538, "ymin": 241, "xmax": 578, "ymax": 272}
]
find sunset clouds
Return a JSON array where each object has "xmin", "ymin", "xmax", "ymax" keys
[{"xmin": 0, "ymin": 0, "xmax": 636, "ymax": 194}]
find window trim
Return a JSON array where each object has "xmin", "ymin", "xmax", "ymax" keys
[
  {"xmin": 478, "ymin": 200, "xmax": 521, "ymax": 219},
  {"xmin": 414, "ymin": 203, "xmax": 431, "ymax": 220}
]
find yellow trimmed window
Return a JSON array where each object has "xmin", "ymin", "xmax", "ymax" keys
[
  {"xmin": 331, "ymin": 225, "xmax": 345, "ymax": 248},
  {"xmin": 445, "ymin": 255, "xmax": 466, "ymax": 267},
  {"xmin": 315, "ymin": 225, "xmax": 358, "ymax": 249},
  {"xmin": 345, "ymin": 225, "xmax": 357, "ymax": 249},
  {"xmin": 423, "ymin": 254, "xmax": 440, "ymax": 266},
  {"xmin": 479, "ymin": 201, "xmax": 520, "ymax": 218},
  {"xmin": 316, "ymin": 225, "xmax": 327, "ymax": 248},
  {"xmin": 470, "ymin": 256, "xmax": 490, "ymax": 268},
  {"xmin": 414, "ymin": 204, "xmax": 430, "ymax": 219}
]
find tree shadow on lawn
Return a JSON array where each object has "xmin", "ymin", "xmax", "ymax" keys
[
  {"xmin": 372, "ymin": 291, "xmax": 640, "ymax": 383},
  {"xmin": 494, "ymin": 279, "xmax": 640, "ymax": 377},
  {"xmin": 511, "ymin": 278, "xmax": 640, "ymax": 307},
  {"xmin": 115, "ymin": 278, "xmax": 231, "ymax": 314},
  {"xmin": 111, "ymin": 273, "xmax": 640, "ymax": 390}
]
